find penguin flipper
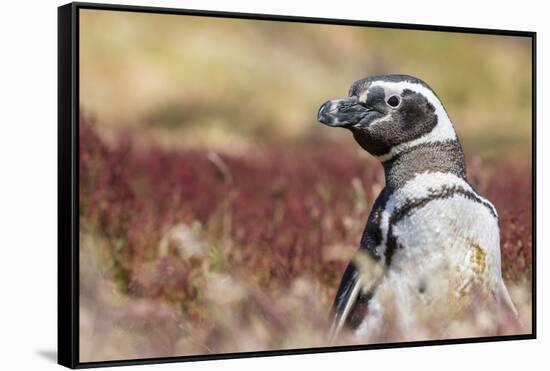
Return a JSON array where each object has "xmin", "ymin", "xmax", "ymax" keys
[
  {"xmin": 329, "ymin": 263, "xmax": 362, "ymax": 340},
  {"xmin": 329, "ymin": 253, "xmax": 384, "ymax": 342}
]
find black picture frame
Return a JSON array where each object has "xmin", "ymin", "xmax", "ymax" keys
[{"xmin": 58, "ymin": 2, "xmax": 537, "ymax": 369}]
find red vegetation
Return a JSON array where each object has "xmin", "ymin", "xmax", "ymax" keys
[{"xmin": 79, "ymin": 116, "xmax": 532, "ymax": 315}]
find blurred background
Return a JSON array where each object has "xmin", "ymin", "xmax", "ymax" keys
[{"xmin": 79, "ymin": 9, "xmax": 532, "ymax": 362}]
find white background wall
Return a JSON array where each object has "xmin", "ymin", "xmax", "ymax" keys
[{"xmin": 0, "ymin": 0, "xmax": 546, "ymax": 369}]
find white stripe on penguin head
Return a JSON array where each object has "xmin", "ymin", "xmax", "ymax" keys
[{"xmin": 368, "ymin": 81, "xmax": 457, "ymax": 162}]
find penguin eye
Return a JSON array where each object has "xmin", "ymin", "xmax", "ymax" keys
[{"xmin": 387, "ymin": 95, "xmax": 400, "ymax": 107}]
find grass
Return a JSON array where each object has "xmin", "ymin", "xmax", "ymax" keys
[
  {"xmin": 79, "ymin": 10, "xmax": 532, "ymax": 156},
  {"xmin": 79, "ymin": 116, "xmax": 532, "ymax": 361},
  {"xmin": 77, "ymin": 10, "xmax": 533, "ymax": 362}
]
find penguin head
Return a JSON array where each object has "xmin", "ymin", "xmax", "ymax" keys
[{"xmin": 317, "ymin": 74, "xmax": 457, "ymax": 161}]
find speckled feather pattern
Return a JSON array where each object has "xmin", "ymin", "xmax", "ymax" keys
[{"xmin": 319, "ymin": 74, "xmax": 517, "ymax": 341}]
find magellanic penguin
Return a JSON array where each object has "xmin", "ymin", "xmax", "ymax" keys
[{"xmin": 317, "ymin": 74, "xmax": 518, "ymax": 342}]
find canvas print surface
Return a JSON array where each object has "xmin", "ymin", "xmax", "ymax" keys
[{"xmin": 78, "ymin": 9, "xmax": 533, "ymax": 362}]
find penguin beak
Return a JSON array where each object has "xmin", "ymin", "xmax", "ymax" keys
[{"xmin": 317, "ymin": 96, "xmax": 368, "ymax": 127}]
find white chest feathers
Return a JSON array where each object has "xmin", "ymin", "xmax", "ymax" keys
[
  {"xmin": 377, "ymin": 171, "xmax": 499, "ymax": 269},
  {"xmin": 356, "ymin": 171, "xmax": 507, "ymax": 340}
]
